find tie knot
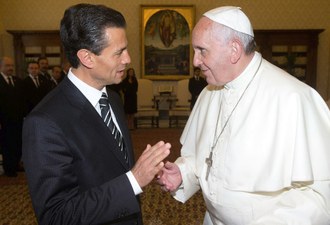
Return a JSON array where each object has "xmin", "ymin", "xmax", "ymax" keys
[
  {"xmin": 99, "ymin": 93, "xmax": 109, "ymax": 106},
  {"xmin": 99, "ymin": 92, "xmax": 108, "ymax": 102}
]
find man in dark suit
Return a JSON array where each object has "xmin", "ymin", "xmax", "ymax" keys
[
  {"xmin": 38, "ymin": 56, "xmax": 51, "ymax": 80},
  {"xmin": 188, "ymin": 67, "xmax": 208, "ymax": 109},
  {"xmin": 0, "ymin": 56, "xmax": 24, "ymax": 177},
  {"xmin": 51, "ymin": 65, "xmax": 64, "ymax": 85},
  {"xmin": 22, "ymin": 4, "xmax": 171, "ymax": 225},
  {"xmin": 37, "ymin": 56, "xmax": 54, "ymax": 94},
  {"xmin": 60, "ymin": 60, "xmax": 71, "ymax": 80},
  {"xmin": 48, "ymin": 65, "xmax": 61, "ymax": 89},
  {"xmin": 22, "ymin": 61, "xmax": 49, "ymax": 116}
]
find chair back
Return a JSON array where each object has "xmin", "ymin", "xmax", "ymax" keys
[
  {"xmin": 137, "ymin": 79, "xmax": 156, "ymax": 108},
  {"xmin": 135, "ymin": 79, "xmax": 159, "ymax": 128},
  {"xmin": 175, "ymin": 79, "xmax": 190, "ymax": 107}
]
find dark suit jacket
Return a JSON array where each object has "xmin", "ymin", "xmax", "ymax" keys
[
  {"xmin": 0, "ymin": 75, "xmax": 24, "ymax": 157},
  {"xmin": 0, "ymin": 75, "xmax": 24, "ymax": 123},
  {"xmin": 22, "ymin": 75, "xmax": 50, "ymax": 116},
  {"xmin": 22, "ymin": 77, "xmax": 142, "ymax": 225},
  {"xmin": 188, "ymin": 77, "xmax": 208, "ymax": 109},
  {"xmin": 59, "ymin": 70, "xmax": 67, "ymax": 82}
]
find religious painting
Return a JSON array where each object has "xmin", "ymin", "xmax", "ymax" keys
[{"xmin": 141, "ymin": 5, "xmax": 195, "ymax": 80}]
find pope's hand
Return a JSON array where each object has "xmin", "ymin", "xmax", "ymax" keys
[
  {"xmin": 157, "ymin": 161, "xmax": 182, "ymax": 192},
  {"xmin": 132, "ymin": 141, "xmax": 171, "ymax": 188}
]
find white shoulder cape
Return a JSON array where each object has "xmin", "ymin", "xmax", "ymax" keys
[{"xmin": 179, "ymin": 55, "xmax": 330, "ymax": 192}]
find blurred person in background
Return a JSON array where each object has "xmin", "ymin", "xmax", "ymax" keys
[
  {"xmin": 0, "ymin": 56, "xmax": 24, "ymax": 177},
  {"xmin": 122, "ymin": 68, "xmax": 138, "ymax": 130}
]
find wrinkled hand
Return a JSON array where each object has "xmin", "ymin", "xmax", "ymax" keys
[
  {"xmin": 157, "ymin": 161, "xmax": 182, "ymax": 192},
  {"xmin": 132, "ymin": 141, "xmax": 171, "ymax": 188}
]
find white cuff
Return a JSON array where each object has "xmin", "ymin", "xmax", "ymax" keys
[{"xmin": 126, "ymin": 171, "xmax": 143, "ymax": 195}]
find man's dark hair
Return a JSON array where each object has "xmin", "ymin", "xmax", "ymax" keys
[
  {"xmin": 27, "ymin": 61, "xmax": 38, "ymax": 67},
  {"xmin": 37, "ymin": 56, "xmax": 48, "ymax": 63},
  {"xmin": 60, "ymin": 4, "xmax": 127, "ymax": 68},
  {"xmin": 193, "ymin": 67, "xmax": 201, "ymax": 72}
]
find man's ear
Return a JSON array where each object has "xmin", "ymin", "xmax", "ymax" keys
[
  {"xmin": 77, "ymin": 49, "xmax": 94, "ymax": 69},
  {"xmin": 230, "ymin": 40, "xmax": 242, "ymax": 64}
]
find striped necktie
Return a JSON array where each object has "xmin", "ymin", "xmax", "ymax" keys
[{"xmin": 99, "ymin": 93, "xmax": 128, "ymax": 164}]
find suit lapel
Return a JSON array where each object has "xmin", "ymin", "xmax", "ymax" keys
[
  {"xmin": 61, "ymin": 78, "xmax": 131, "ymax": 169},
  {"xmin": 0, "ymin": 75, "xmax": 7, "ymax": 87}
]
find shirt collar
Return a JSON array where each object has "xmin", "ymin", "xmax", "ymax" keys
[
  {"xmin": 67, "ymin": 69, "xmax": 107, "ymax": 108},
  {"xmin": 1, "ymin": 72, "xmax": 11, "ymax": 78},
  {"xmin": 1, "ymin": 72, "xmax": 7, "ymax": 79}
]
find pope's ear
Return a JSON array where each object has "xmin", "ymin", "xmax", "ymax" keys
[
  {"xmin": 230, "ymin": 40, "xmax": 242, "ymax": 64},
  {"xmin": 77, "ymin": 49, "xmax": 94, "ymax": 69}
]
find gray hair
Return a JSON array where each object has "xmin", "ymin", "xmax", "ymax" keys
[{"xmin": 211, "ymin": 23, "xmax": 256, "ymax": 55}]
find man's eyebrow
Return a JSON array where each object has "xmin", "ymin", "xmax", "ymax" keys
[
  {"xmin": 115, "ymin": 46, "xmax": 127, "ymax": 54},
  {"xmin": 193, "ymin": 46, "xmax": 205, "ymax": 51}
]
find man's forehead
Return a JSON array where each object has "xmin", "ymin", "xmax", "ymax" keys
[
  {"xmin": 194, "ymin": 17, "xmax": 213, "ymax": 30},
  {"xmin": 3, "ymin": 57, "xmax": 13, "ymax": 64},
  {"xmin": 192, "ymin": 19, "xmax": 214, "ymax": 41},
  {"xmin": 29, "ymin": 63, "xmax": 38, "ymax": 67}
]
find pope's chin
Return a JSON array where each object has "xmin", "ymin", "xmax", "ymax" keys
[{"xmin": 203, "ymin": 74, "xmax": 212, "ymax": 84}]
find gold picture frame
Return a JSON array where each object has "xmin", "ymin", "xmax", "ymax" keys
[{"xmin": 141, "ymin": 5, "xmax": 195, "ymax": 80}]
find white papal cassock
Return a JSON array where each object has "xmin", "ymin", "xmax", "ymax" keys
[{"xmin": 172, "ymin": 52, "xmax": 330, "ymax": 225}]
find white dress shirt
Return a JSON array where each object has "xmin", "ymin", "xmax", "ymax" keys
[{"xmin": 1, "ymin": 72, "xmax": 14, "ymax": 86}]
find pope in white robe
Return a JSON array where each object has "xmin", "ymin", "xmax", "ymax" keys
[{"xmin": 158, "ymin": 6, "xmax": 330, "ymax": 225}]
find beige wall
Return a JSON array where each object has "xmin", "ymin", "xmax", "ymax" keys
[{"xmin": 0, "ymin": 0, "xmax": 329, "ymax": 99}]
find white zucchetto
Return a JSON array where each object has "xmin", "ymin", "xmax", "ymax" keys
[{"xmin": 203, "ymin": 6, "xmax": 254, "ymax": 37}]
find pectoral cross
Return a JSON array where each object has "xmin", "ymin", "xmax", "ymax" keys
[{"xmin": 205, "ymin": 151, "xmax": 213, "ymax": 181}]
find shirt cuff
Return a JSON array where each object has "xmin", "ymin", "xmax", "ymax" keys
[{"xmin": 126, "ymin": 171, "xmax": 143, "ymax": 195}]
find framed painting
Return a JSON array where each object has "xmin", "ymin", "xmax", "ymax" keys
[{"xmin": 141, "ymin": 5, "xmax": 195, "ymax": 80}]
